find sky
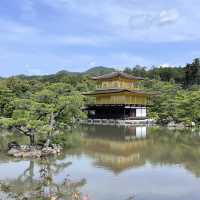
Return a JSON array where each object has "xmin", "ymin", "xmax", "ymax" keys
[{"xmin": 1, "ymin": 0, "xmax": 200, "ymax": 76}]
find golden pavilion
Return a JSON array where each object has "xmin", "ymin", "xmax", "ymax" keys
[{"xmin": 83, "ymin": 71, "xmax": 151, "ymax": 120}]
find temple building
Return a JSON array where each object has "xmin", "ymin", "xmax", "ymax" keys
[{"xmin": 83, "ymin": 71, "xmax": 152, "ymax": 120}]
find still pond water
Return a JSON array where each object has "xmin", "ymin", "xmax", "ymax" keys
[{"xmin": 0, "ymin": 126, "xmax": 200, "ymax": 200}]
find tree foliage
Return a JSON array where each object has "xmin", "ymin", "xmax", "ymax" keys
[
  {"xmin": 0, "ymin": 75, "xmax": 89, "ymax": 145},
  {"xmin": 144, "ymin": 79, "xmax": 200, "ymax": 125}
]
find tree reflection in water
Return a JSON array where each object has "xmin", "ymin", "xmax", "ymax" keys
[{"xmin": 0, "ymin": 157, "xmax": 86, "ymax": 200}]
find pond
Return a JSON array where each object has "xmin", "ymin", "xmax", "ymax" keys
[{"xmin": 0, "ymin": 126, "xmax": 200, "ymax": 200}]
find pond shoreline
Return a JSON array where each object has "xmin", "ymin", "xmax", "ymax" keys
[
  {"xmin": 80, "ymin": 118, "xmax": 156, "ymax": 126},
  {"xmin": 80, "ymin": 119, "xmax": 199, "ymax": 128}
]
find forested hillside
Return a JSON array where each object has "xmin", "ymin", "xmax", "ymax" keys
[
  {"xmin": 124, "ymin": 58, "xmax": 200, "ymax": 88},
  {"xmin": 125, "ymin": 58, "xmax": 200, "ymax": 125},
  {"xmin": 12, "ymin": 66, "xmax": 116, "ymax": 82}
]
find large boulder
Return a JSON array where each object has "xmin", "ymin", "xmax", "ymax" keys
[{"xmin": 8, "ymin": 148, "xmax": 20, "ymax": 156}]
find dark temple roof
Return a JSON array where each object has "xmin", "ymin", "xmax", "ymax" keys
[
  {"xmin": 83, "ymin": 88, "xmax": 151, "ymax": 96},
  {"xmin": 91, "ymin": 71, "xmax": 144, "ymax": 81}
]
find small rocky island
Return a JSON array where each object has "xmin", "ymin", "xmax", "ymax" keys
[{"xmin": 7, "ymin": 142, "xmax": 63, "ymax": 158}]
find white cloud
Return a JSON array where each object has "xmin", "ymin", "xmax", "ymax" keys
[
  {"xmin": 129, "ymin": 9, "xmax": 180, "ymax": 29},
  {"xmin": 159, "ymin": 9, "xmax": 179, "ymax": 25}
]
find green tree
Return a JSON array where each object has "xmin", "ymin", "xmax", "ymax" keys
[
  {"xmin": 185, "ymin": 58, "xmax": 200, "ymax": 87},
  {"xmin": 0, "ymin": 88, "xmax": 85, "ymax": 145}
]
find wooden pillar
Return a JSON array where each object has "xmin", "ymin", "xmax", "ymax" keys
[
  {"xmin": 109, "ymin": 106, "xmax": 111, "ymax": 119},
  {"xmin": 123, "ymin": 105, "xmax": 125, "ymax": 120}
]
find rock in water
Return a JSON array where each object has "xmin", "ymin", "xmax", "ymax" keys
[
  {"xmin": 8, "ymin": 148, "xmax": 20, "ymax": 156},
  {"xmin": 7, "ymin": 144, "xmax": 62, "ymax": 158}
]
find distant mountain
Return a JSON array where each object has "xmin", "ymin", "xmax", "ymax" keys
[
  {"xmin": 8, "ymin": 66, "xmax": 116, "ymax": 80},
  {"xmin": 84, "ymin": 66, "xmax": 116, "ymax": 76},
  {"xmin": 55, "ymin": 66, "xmax": 116, "ymax": 76}
]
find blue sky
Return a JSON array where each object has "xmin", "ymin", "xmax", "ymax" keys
[{"xmin": 1, "ymin": 0, "xmax": 200, "ymax": 76}]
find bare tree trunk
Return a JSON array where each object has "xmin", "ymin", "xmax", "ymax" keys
[
  {"xmin": 29, "ymin": 130, "xmax": 35, "ymax": 146},
  {"xmin": 49, "ymin": 112, "xmax": 55, "ymax": 138},
  {"xmin": 30, "ymin": 134, "xmax": 35, "ymax": 146},
  {"xmin": 44, "ymin": 112, "xmax": 55, "ymax": 148}
]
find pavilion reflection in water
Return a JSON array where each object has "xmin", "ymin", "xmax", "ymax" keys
[
  {"xmin": 81, "ymin": 125, "xmax": 148, "ymax": 174},
  {"xmin": 79, "ymin": 126, "xmax": 200, "ymax": 177},
  {"xmin": 82, "ymin": 125, "xmax": 147, "ymax": 141}
]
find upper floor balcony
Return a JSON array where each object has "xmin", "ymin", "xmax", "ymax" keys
[{"xmin": 96, "ymin": 80, "xmax": 143, "ymax": 90}]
